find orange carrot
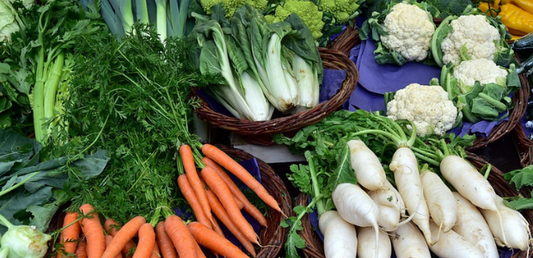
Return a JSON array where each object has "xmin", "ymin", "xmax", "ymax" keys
[
  {"xmin": 164, "ymin": 215, "xmax": 197, "ymax": 258},
  {"xmin": 201, "ymin": 144, "xmax": 281, "ymax": 213},
  {"xmin": 79, "ymin": 203, "xmax": 106, "ymax": 258},
  {"xmin": 105, "ymin": 235, "xmax": 122, "ymax": 258},
  {"xmin": 177, "ymin": 174, "xmax": 212, "ymax": 229},
  {"xmin": 155, "ymin": 221, "xmax": 178, "ymax": 258},
  {"xmin": 132, "ymin": 223, "xmax": 156, "ymax": 258},
  {"xmin": 104, "ymin": 218, "xmax": 137, "ymax": 257},
  {"xmin": 200, "ymin": 166, "xmax": 258, "ymax": 244},
  {"xmin": 57, "ymin": 211, "xmax": 81, "ymax": 258},
  {"xmin": 203, "ymin": 156, "xmax": 267, "ymax": 226},
  {"xmin": 150, "ymin": 237, "xmax": 161, "ymax": 258},
  {"xmin": 102, "ymin": 216, "xmax": 146, "ymax": 258},
  {"xmin": 188, "ymin": 222, "xmax": 250, "ymax": 258},
  {"xmin": 209, "ymin": 210, "xmax": 225, "ymax": 238},
  {"xmin": 179, "ymin": 144, "xmax": 213, "ymax": 225},
  {"xmin": 193, "ymin": 238, "xmax": 207, "ymax": 258},
  {"xmin": 206, "ymin": 189, "xmax": 257, "ymax": 257},
  {"xmin": 75, "ymin": 238, "xmax": 88, "ymax": 258}
]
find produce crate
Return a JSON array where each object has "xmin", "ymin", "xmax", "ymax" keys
[
  {"xmin": 192, "ymin": 48, "xmax": 359, "ymax": 146},
  {"xmin": 294, "ymin": 153, "xmax": 533, "ymax": 258},
  {"xmin": 330, "ymin": 25, "xmax": 531, "ymax": 151},
  {"xmin": 47, "ymin": 146, "xmax": 293, "ymax": 258},
  {"xmin": 512, "ymin": 123, "xmax": 533, "ymax": 168}
]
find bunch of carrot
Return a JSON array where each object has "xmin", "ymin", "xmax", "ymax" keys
[{"xmin": 54, "ymin": 143, "xmax": 283, "ymax": 258}]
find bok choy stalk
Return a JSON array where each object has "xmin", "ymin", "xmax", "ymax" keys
[{"xmin": 191, "ymin": 7, "xmax": 274, "ymax": 121}]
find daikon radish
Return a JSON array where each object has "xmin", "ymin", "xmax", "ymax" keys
[
  {"xmin": 390, "ymin": 221, "xmax": 431, "ymax": 258},
  {"xmin": 319, "ymin": 210, "xmax": 358, "ymax": 258},
  {"xmin": 428, "ymin": 222, "xmax": 485, "ymax": 258},
  {"xmin": 439, "ymin": 155, "xmax": 499, "ymax": 211},
  {"xmin": 389, "ymin": 147, "xmax": 432, "ymax": 245},
  {"xmin": 357, "ymin": 226, "xmax": 391, "ymax": 258},
  {"xmin": 332, "ymin": 183, "xmax": 380, "ymax": 257},
  {"xmin": 347, "ymin": 139, "xmax": 388, "ymax": 191},
  {"xmin": 480, "ymin": 196, "xmax": 532, "ymax": 251},
  {"xmin": 420, "ymin": 169, "xmax": 457, "ymax": 233},
  {"xmin": 452, "ymin": 192, "xmax": 499, "ymax": 258},
  {"xmin": 368, "ymin": 180, "xmax": 411, "ymax": 232}
]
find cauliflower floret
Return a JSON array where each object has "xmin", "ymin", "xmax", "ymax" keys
[
  {"xmin": 264, "ymin": 0, "xmax": 325, "ymax": 40},
  {"xmin": 387, "ymin": 83, "xmax": 458, "ymax": 136},
  {"xmin": 441, "ymin": 15, "xmax": 500, "ymax": 66},
  {"xmin": 380, "ymin": 3, "xmax": 435, "ymax": 62},
  {"xmin": 452, "ymin": 59, "xmax": 508, "ymax": 87}
]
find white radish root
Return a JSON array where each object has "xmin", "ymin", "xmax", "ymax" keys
[
  {"xmin": 390, "ymin": 221, "xmax": 431, "ymax": 258},
  {"xmin": 428, "ymin": 221, "xmax": 485, "ymax": 258},
  {"xmin": 347, "ymin": 139, "xmax": 388, "ymax": 191},
  {"xmin": 357, "ymin": 226, "xmax": 391, "ymax": 258},
  {"xmin": 421, "ymin": 169, "xmax": 457, "ymax": 233},
  {"xmin": 332, "ymin": 183, "xmax": 381, "ymax": 258},
  {"xmin": 389, "ymin": 147, "xmax": 432, "ymax": 245},
  {"xmin": 368, "ymin": 180, "xmax": 412, "ymax": 232},
  {"xmin": 480, "ymin": 196, "xmax": 532, "ymax": 251},
  {"xmin": 452, "ymin": 192, "xmax": 499, "ymax": 258},
  {"xmin": 439, "ymin": 155, "xmax": 499, "ymax": 211},
  {"xmin": 319, "ymin": 210, "xmax": 358, "ymax": 258}
]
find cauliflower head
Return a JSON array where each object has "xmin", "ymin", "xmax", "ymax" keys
[
  {"xmin": 386, "ymin": 83, "xmax": 458, "ymax": 136},
  {"xmin": 200, "ymin": 0, "xmax": 268, "ymax": 17},
  {"xmin": 264, "ymin": 0, "xmax": 325, "ymax": 40},
  {"xmin": 380, "ymin": 3, "xmax": 435, "ymax": 62},
  {"xmin": 318, "ymin": 0, "xmax": 360, "ymax": 24},
  {"xmin": 452, "ymin": 59, "xmax": 508, "ymax": 87},
  {"xmin": 441, "ymin": 15, "xmax": 500, "ymax": 66}
]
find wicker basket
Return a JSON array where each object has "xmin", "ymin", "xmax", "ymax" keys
[
  {"xmin": 295, "ymin": 153, "xmax": 533, "ymax": 258},
  {"xmin": 330, "ymin": 25, "xmax": 531, "ymax": 151},
  {"xmin": 511, "ymin": 124, "xmax": 533, "ymax": 168},
  {"xmin": 193, "ymin": 48, "xmax": 359, "ymax": 146},
  {"xmin": 47, "ymin": 146, "xmax": 292, "ymax": 258}
]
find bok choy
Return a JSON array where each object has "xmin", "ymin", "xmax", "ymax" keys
[{"xmin": 190, "ymin": 3, "xmax": 323, "ymax": 120}]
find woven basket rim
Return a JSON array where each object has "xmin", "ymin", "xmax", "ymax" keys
[
  {"xmin": 330, "ymin": 23, "xmax": 530, "ymax": 151},
  {"xmin": 193, "ymin": 47, "xmax": 359, "ymax": 137},
  {"xmin": 296, "ymin": 153, "xmax": 533, "ymax": 258}
]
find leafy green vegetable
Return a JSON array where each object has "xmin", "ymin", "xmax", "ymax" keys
[
  {"xmin": 60, "ymin": 23, "xmax": 210, "ymax": 225},
  {"xmin": 424, "ymin": 0, "xmax": 472, "ymax": 18},
  {"xmin": 0, "ymin": 128, "xmax": 108, "ymax": 234}
]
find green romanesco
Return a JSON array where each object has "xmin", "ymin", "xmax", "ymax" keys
[
  {"xmin": 200, "ymin": 0, "xmax": 268, "ymax": 17},
  {"xmin": 264, "ymin": 0, "xmax": 325, "ymax": 40},
  {"xmin": 319, "ymin": 0, "xmax": 361, "ymax": 24}
]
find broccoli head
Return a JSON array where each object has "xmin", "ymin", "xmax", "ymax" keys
[
  {"xmin": 264, "ymin": 0, "xmax": 325, "ymax": 40},
  {"xmin": 319, "ymin": 0, "xmax": 361, "ymax": 24},
  {"xmin": 200, "ymin": 0, "xmax": 268, "ymax": 17}
]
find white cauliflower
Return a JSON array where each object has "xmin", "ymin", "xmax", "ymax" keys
[
  {"xmin": 380, "ymin": 2, "xmax": 435, "ymax": 62},
  {"xmin": 441, "ymin": 15, "xmax": 500, "ymax": 66},
  {"xmin": 386, "ymin": 83, "xmax": 458, "ymax": 136},
  {"xmin": 452, "ymin": 59, "xmax": 508, "ymax": 87}
]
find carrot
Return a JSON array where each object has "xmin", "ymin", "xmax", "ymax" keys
[
  {"xmin": 102, "ymin": 216, "xmax": 146, "ymax": 258},
  {"xmin": 164, "ymin": 215, "xmax": 197, "ymax": 258},
  {"xmin": 79, "ymin": 203, "xmax": 106, "ymax": 258},
  {"xmin": 189, "ymin": 222, "xmax": 250, "ymax": 258},
  {"xmin": 75, "ymin": 237, "xmax": 88, "ymax": 258},
  {"xmin": 179, "ymin": 144, "xmax": 213, "ymax": 225},
  {"xmin": 203, "ymin": 156, "xmax": 267, "ymax": 226},
  {"xmin": 150, "ymin": 237, "xmax": 161, "ymax": 258},
  {"xmin": 209, "ymin": 210, "xmax": 225, "ymax": 238},
  {"xmin": 194, "ymin": 238, "xmax": 207, "ymax": 258},
  {"xmin": 57, "ymin": 211, "xmax": 81, "ymax": 258},
  {"xmin": 155, "ymin": 221, "xmax": 178, "ymax": 258},
  {"xmin": 201, "ymin": 144, "xmax": 281, "ymax": 213},
  {"xmin": 104, "ymin": 218, "xmax": 137, "ymax": 257},
  {"xmin": 206, "ymin": 189, "xmax": 257, "ymax": 257},
  {"xmin": 133, "ymin": 223, "xmax": 156, "ymax": 258},
  {"xmin": 105, "ymin": 235, "xmax": 122, "ymax": 258},
  {"xmin": 177, "ymin": 174, "xmax": 212, "ymax": 229},
  {"xmin": 200, "ymin": 165, "xmax": 258, "ymax": 244}
]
